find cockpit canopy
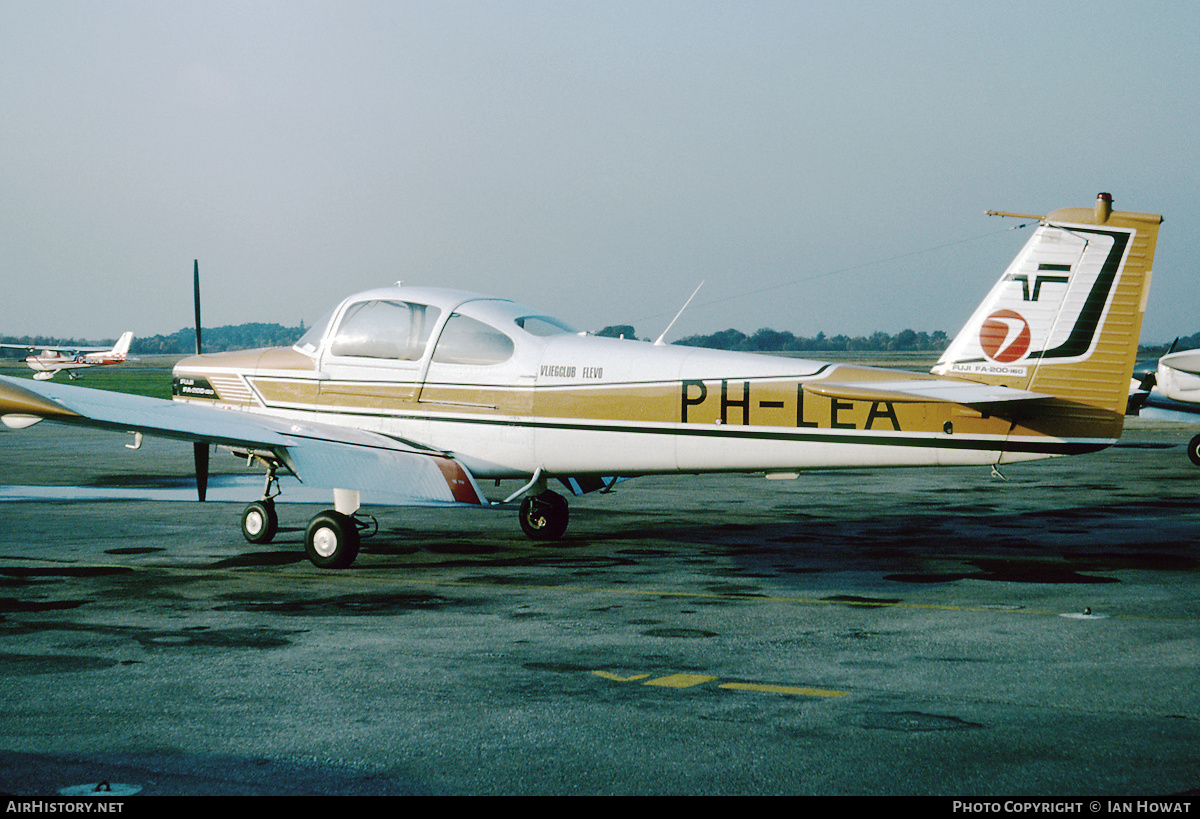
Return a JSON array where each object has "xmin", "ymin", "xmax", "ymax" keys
[{"xmin": 294, "ymin": 288, "xmax": 579, "ymax": 367}]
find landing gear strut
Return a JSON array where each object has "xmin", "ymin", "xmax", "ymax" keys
[
  {"xmin": 519, "ymin": 490, "xmax": 569, "ymax": 541},
  {"xmin": 240, "ymin": 461, "xmax": 282, "ymax": 544}
]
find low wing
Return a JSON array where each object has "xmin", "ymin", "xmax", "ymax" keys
[
  {"xmin": 804, "ymin": 377, "xmax": 1051, "ymax": 408},
  {"xmin": 0, "ymin": 374, "xmax": 484, "ymax": 506}
]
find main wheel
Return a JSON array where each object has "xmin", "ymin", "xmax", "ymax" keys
[
  {"xmin": 305, "ymin": 510, "xmax": 361, "ymax": 569},
  {"xmin": 1188, "ymin": 434, "xmax": 1200, "ymax": 467},
  {"xmin": 241, "ymin": 500, "xmax": 278, "ymax": 544},
  {"xmin": 519, "ymin": 490, "xmax": 569, "ymax": 541}
]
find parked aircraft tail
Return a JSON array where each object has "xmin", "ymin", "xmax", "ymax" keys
[
  {"xmin": 112, "ymin": 331, "xmax": 134, "ymax": 358},
  {"xmin": 933, "ymin": 193, "xmax": 1162, "ymax": 424}
]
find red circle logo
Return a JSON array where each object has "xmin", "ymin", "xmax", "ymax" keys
[{"xmin": 979, "ymin": 310, "xmax": 1031, "ymax": 363}]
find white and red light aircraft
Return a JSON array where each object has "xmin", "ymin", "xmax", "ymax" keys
[
  {"xmin": 1, "ymin": 332, "xmax": 134, "ymax": 380},
  {"xmin": 0, "ymin": 194, "xmax": 1164, "ymax": 568}
]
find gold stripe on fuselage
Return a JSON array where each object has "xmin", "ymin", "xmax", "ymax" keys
[{"xmin": 176, "ymin": 362, "xmax": 1106, "ymax": 449}]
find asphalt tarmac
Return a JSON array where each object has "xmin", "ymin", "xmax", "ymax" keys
[{"xmin": 0, "ymin": 419, "xmax": 1198, "ymax": 796}]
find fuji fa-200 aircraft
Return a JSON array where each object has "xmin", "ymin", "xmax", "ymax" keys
[
  {"xmin": 0, "ymin": 331, "xmax": 134, "ymax": 380},
  {"xmin": 0, "ymin": 194, "xmax": 1163, "ymax": 568}
]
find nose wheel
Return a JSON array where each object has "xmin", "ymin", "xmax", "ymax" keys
[
  {"xmin": 240, "ymin": 462, "xmax": 282, "ymax": 544},
  {"xmin": 240, "ymin": 499, "xmax": 278, "ymax": 544},
  {"xmin": 519, "ymin": 490, "xmax": 569, "ymax": 540}
]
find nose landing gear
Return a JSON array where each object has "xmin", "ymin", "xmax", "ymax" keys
[
  {"xmin": 240, "ymin": 461, "xmax": 283, "ymax": 544},
  {"xmin": 241, "ymin": 499, "xmax": 278, "ymax": 544}
]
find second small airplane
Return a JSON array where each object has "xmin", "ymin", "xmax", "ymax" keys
[{"xmin": 1, "ymin": 332, "xmax": 134, "ymax": 380}]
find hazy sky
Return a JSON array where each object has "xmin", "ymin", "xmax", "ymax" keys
[{"xmin": 2, "ymin": 1, "xmax": 1196, "ymax": 344}]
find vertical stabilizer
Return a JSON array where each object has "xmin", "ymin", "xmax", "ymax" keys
[
  {"xmin": 112, "ymin": 331, "xmax": 134, "ymax": 357},
  {"xmin": 933, "ymin": 193, "xmax": 1162, "ymax": 416}
]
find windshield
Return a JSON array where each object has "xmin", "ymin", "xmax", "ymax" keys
[
  {"xmin": 515, "ymin": 315, "xmax": 578, "ymax": 337},
  {"xmin": 294, "ymin": 308, "xmax": 336, "ymax": 355}
]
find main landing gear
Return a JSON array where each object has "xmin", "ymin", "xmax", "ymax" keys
[
  {"xmin": 304, "ymin": 511, "xmax": 363, "ymax": 570},
  {"xmin": 518, "ymin": 490, "xmax": 570, "ymax": 540}
]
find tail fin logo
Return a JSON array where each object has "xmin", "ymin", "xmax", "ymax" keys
[{"xmin": 980, "ymin": 310, "xmax": 1031, "ymax": 363}]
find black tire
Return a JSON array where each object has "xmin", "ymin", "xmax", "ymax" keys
[
  {"xmin": 241, "ymin": 500, "xmax": 278, "ymax": 544},
  {"xmin": 305, "ymin": 510, "xmax": 361, "ymax": 569},
  {"xmin": 519, "ymin": 490, "xmax": 569, "ymax": 541},
  {"xmin": 1189, "ymin": 434, "xmax": 1200, "ymax": 467}
]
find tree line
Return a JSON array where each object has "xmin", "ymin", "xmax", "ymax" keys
[
  {"xmin": 597, "ymin": 325, "xmax": 950, "ymax": 353},
  {"xmin": 1142, "ymin": 331, "xmax": 1200, "ymax": 358},
  {"xmin": 0, "ymin": 323, "xmax": 305, "ymax": 357},
  {"xmin": 3, "ymin": 321, "xmax": 1190, "ymax": 358}
]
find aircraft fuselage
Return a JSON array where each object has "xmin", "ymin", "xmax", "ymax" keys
[{"xmin": 171, "ymin": 286, "xmax": 1117, "ymax": 484}]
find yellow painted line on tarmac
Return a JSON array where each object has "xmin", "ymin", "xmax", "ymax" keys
[
  {"xmin": 644, "ymin": 673, "xmax": 717, "ymax": 688},
  {"xmin": 720, "ymin": 682, "xmax": 847, "ymax": 698},
  {"xmin": 592, "ymin": 671, "xmax": 651, "ymax": 682},
  {"xmin": 592, "ymin": 670, "xmax": 846, "ymax": 698}
]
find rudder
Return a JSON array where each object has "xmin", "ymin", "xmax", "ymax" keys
[{"xmin": 113, "ymin": 332, "xmax": 134, "ymax": 357}]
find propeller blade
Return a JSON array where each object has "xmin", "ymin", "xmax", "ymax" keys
[
  {"xmin": 193, "ymin": 260, "xmax": 203, "ymax": 355},
  {"xmin": 192, "ymin": 261, "xmax": 209, "ymax": 501},
  {"xmin": 194, "ymin": 441, "xmax": 209, "ymax": 502}
]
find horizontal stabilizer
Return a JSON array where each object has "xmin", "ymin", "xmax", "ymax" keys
[{"xmin": 805, "ymin": 378, "xmax": 1052, "ymax": 406}]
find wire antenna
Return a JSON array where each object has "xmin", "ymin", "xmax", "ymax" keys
[{"xmin": 654, "ymin": 281, "xmax": 705, "ymax": 346}]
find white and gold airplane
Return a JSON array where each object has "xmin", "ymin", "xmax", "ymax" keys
[
  {"xmin": 0, "ymin": 194, "xmax": 1163, "ymax": 568},
  {"xmin": 0, "ymin": 331, "xmax": 134, "ymax": 380}
]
